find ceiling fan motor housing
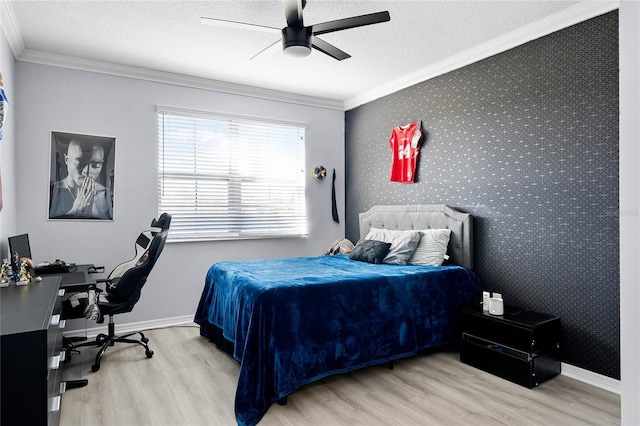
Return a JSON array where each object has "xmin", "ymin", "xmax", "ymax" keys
[
  {"xmin": 282, "ymin": 26, "xmax": 312, "ymax": 57},
  {"xmin": 202, "ymin": 5, "xmax": 389, "ymax": 61}
]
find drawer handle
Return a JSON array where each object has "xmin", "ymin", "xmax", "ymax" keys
[
  {"xmin": 51, "ymin": 395, "xmax": 61, "ymax": 413},
  {"xmin": 59, "ymin": 319, "xmax": 66, "ymax": 330},
  {"xmin": 51, "ymin": 354, "xmax": 61, "ymax": 370},
  {"xmin": 58, "ymin": 289, "xmax": 66, "ymax": 297},
  {"xmin": 60, "ymin": 350, "xmax": 66, "ymax": 363},
  {"xmin": 60, "ymin": 381, "xmax": 67, "ymax": 394},
  {"xmin": 50, "ymin": 314, "xmax": 61, "ymax": 326}
]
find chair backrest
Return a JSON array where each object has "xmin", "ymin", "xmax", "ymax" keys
[
  {"xmin": 108, "ymin": 213, "xmax": 172, "ymax": 280},
  {"xmin": 105, "ymin": 230, "xmax": 168, "ymax": 308},
  {"xmin": 151, "ymin": 212, "xmax": 171, "ymax": 233}
]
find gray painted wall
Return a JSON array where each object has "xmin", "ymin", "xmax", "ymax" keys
[
  {"xmin": 11, "ymin": 62, "xmax": 345, "ymax": 329},
  {"xmin": 345, "ymin": 12, "xmax": 619, "ymax": 379}
]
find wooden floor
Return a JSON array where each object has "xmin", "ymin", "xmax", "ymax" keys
[{"xmin": 61, "ymin": 325, "xmax": 620, "ymax": 426}]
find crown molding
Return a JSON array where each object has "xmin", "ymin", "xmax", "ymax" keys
[
  {"xmin": 1, "ymin": 0, "xmax": 26, "ymax": 57},
  {"xmin": 343, "ymin": 0, "xmax": 620, "ymax": 111},
  {"xmin": 16, "ymin": 48, "xmax": 344, "ymax": 111}
]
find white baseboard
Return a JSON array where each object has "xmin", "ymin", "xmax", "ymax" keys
[
  {"xmin": 65, "ymin": 317, "xmax": 621, "ymax": 395},
  {"xmin": 561, "ymin": 362, "xmax": 621, "ymax": 394},
  {"xmin": 63, "ymin": 314, "xmax": 196, "ymax": 339}
]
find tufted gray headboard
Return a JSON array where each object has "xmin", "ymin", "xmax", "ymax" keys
[{"xmin": 359, "ymin": 205, "xmax": 473, "ymax": 269}]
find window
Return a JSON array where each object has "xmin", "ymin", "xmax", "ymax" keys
[{"xmin": 157, "ymin": 107, "xmax": 307, "ymax": 241}]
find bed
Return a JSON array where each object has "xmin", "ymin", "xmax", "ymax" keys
[{"xmin": 194, "ymin": 205, "xmax": 482, "ymax": 426}]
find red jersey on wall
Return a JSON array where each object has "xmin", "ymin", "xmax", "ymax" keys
[{"xmin": 388, "ymin": 120, "xmax": 423, "ymax": 183}]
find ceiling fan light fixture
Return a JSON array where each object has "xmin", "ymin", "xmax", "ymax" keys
[{"xmin": 284, "ymin": 44, "xmax": 312, "ymax": 58}]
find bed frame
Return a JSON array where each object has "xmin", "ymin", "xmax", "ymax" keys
[{"xmin": 359, "ymin": 204, "xmax": 473, "ymax": 269}]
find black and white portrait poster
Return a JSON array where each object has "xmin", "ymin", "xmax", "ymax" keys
[{"xmin": 48, "ymin": 131, "xmax": 115, "ymax": 220}]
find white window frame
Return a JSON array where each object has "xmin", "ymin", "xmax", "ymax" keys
[{"xmin": 157, "ymin": 106, "xmax": 307, "ymax": 242}]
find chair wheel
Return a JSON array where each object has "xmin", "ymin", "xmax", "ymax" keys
[
  {"xmin": 146, "ymin": 350, "xmax": 154, "ymax": 358},
  {"xmin": 141, "ymin": 337, "xmax": 149, "ymax": 343},
  {"xmin": 91, "ymin": 364, "xmax": 100, "ymax": 372}
]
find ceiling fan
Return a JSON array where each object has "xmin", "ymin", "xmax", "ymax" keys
[{"xmin": 201, "ymin": 0, "xmax": 390, "ymax": 61}]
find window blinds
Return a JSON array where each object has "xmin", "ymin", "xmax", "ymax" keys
[{"xmin": 157, "ymin": 108, "xmax": 307, "ymax": 241}]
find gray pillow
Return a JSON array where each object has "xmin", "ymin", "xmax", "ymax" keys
[
  {"xmin": 349, "ymin": 239, "xmax": 392, "ymax": 264},
  {"xmin": 364, "ymin": 228, "xmax": 423, "ymax": 265}
]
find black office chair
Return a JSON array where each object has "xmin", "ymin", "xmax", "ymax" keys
[
  {"xmin": 63, "ymin": 213, "xmax": 171, "ymax": 320},
  {"xmin": 65, "ymin": 227, "xmax": 169, "ymax": 372}
]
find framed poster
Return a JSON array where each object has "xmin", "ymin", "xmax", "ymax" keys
[{"xmin": 48, "ymin": 131, "xmax": 115, "ymax": 220}]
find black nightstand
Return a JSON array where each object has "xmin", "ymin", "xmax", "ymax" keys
[{"xmin": 459, "ymin": 305, "xmax": 561, "ymax": 388}]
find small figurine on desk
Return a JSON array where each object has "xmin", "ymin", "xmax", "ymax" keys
[
  {"xmin": 16, "ymin": 257, "xmax": 34, "ymax": 285},
  {"xmin": 1, "ymin": 258, "xmax": 10, "ymax": 286}
]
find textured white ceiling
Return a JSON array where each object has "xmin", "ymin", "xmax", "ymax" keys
[{"xmin": 5, "ymin": 1, "xmax": 613, "ymax": 108}]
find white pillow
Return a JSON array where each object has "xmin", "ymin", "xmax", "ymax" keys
[
  {"xmin": 408, "ymin": 229, "xmax": 452, "ymax": 266},
  {"xmin": 364, "ymin": 228, "xmax": 423, "ymax": 265}
]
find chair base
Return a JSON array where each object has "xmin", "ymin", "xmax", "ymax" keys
[{"xmin": 64, "ymin": 316, "xmax": 154, "ymax": 372}]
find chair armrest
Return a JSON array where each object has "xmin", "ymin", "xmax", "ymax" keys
[{"xmin": 95, "ymin": 278, "xmax": 116, "ymax": 295}]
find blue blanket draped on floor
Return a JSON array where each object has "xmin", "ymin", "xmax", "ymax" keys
[{"xmin": 194, "ymin": 255, "xmax": 482, "ymax": 426}]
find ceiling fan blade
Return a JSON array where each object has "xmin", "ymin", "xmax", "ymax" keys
[
  {"xmin": 311, "ymin": 11, "xmax": 390, "ymax": 36},
  {"xmin": 250, "ymin": 38, "xmax": 283, "ymax": 60},
  {"xmin": 283, "ymin": 0, "xmax": 304, "ymax": 27},
  {"xmin": 200, "ymin": 17, "xmax": 281, "ymax": 34},
  {"xmin": 311, "ymin": 36, "xmax": 350, "ymax": 61}
]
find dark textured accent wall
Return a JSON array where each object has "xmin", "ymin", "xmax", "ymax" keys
[{"xmin": 345, "ymin": 12, "xmax": 619, "ymax": 379}]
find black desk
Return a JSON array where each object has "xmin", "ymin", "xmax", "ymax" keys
[
  {"xmin": 41, "ymin": 264, "xmax": 98, "ymax": 292},
  {"xmin": 0, "ymin": 276, "xmax": 66, "ymax": 426}
]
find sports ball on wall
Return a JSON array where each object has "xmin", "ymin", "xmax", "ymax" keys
[{"xmin": 312, "ymin": 165, "xmax": 327, "ymax": 181}]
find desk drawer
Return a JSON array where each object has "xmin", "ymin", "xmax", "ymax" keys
[
  {"xmin": 48, "ymin": 376, "xmax": 65, "ymax": 426},
  {"xmin": 48, "ymin": 315, "xmax": 64, "ymax": 357}
]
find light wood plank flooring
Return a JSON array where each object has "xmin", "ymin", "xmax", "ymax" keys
[{"xmin": 61, "ymin": 325, "xmax": 620, "ymax": 425}]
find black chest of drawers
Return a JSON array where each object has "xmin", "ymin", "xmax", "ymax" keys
[
  {"xmin": 1, "ymin": 277, "xmax": 66, "ymax": 426},
  {"xmin": 460, "ymin": 305, "xmax": 561, "ymax": 388}
]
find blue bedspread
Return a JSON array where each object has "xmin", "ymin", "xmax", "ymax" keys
[{"xmin": 194, "ymin": 255, "xmax": 481, "ymax": 426}]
